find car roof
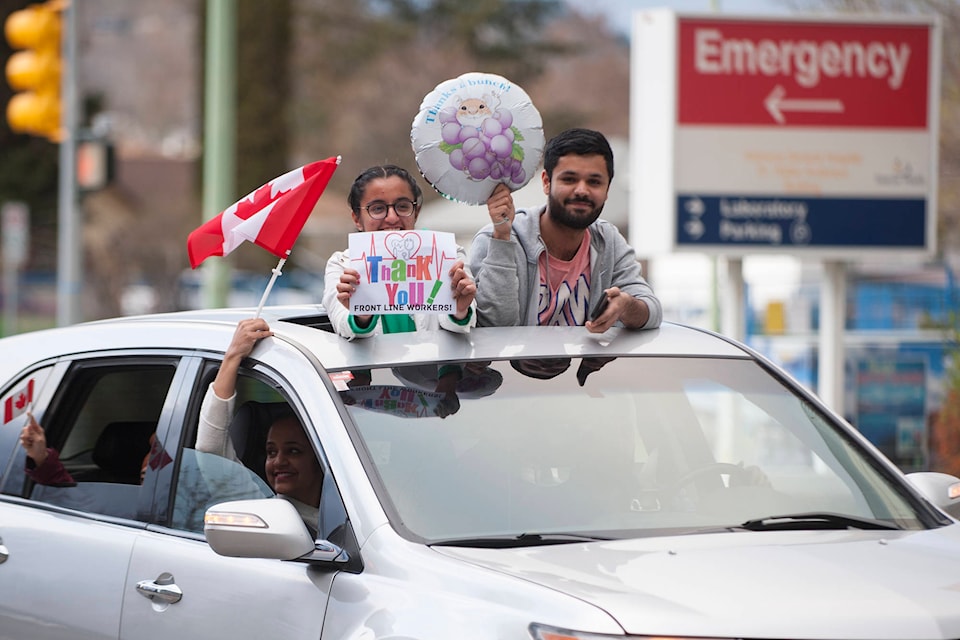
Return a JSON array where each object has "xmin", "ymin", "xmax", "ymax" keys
[{"xmin": 0, "ymin": 305, "xmax": 751, "ymax": 382}]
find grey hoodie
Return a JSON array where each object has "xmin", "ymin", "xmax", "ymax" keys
[{"xmin": 468, "ymin": 205, "xmax": 662, "ymax": 329}]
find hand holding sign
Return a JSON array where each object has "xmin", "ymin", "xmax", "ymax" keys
[{"xmin": 347, "ymin": 230, "xmax": 462, "ymax": 315}]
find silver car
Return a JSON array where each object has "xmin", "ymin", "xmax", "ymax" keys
[{"xmin": 1, "ymin": 305, "xmax": 959, "ymax": 640}]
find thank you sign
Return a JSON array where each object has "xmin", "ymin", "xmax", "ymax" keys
[{"xmin": 348, "ymin": 230, "xmax": 458, "ymax": 315}]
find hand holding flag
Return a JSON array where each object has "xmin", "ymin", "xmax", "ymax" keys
[{"xmin": 187, "ymin": 156, "xmax": 341, "ymax": 269}]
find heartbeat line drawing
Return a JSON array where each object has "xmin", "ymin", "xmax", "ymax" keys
[{"xmin": 351, "ymin": 231, "xmax": 458, "ymax": 283}]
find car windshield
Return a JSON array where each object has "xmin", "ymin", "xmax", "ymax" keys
[{"xmin": 333, "ymin": 355, "xmax": 932, "ymax": 543}]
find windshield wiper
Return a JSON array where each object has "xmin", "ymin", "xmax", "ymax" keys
[
  {"xmin": 430, "ymin": 532, "xmax": 611, "ymax": 548},
  {"xmin": 740, "ymin": 512, "xmax": 901, "ymax": 532}
]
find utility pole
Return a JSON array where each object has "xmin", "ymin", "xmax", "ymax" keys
[{"xmin": 201, "ymin": 0, "xmax": 236, "ymax": 308}]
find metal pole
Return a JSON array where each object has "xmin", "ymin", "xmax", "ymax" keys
[
  {"xmin": 2, "ymin": 201, "xmax": 28, "ymax": 336},
  {"xmin": 819, "ymin": 260, "xmax": 847, "ymax": 416},
  {"xmin": 721, "ymin": 256, "xmax": 746, "ymax": 341},
  {"xmin": 708, "ymin": 0, "xmax": 721, "ymax": 333},
  {"xmin": 56, "ymin": 0, "xmax": 79, "ymax": 326},
  {"xmin": 2, "ymin": 263, "xmax": 17, "ymax": 335},
  {"xmin": 201, "ymin": 0, "xmax": 236, "ymax": 309}
]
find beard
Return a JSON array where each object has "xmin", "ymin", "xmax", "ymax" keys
[{"xmin": 546, "ymin": 192, "xmax": 604, "ymax": 230}]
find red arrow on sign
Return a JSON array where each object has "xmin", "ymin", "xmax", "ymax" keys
[{"xmin": 764, "ymin": 85, "xmax": 844, "ymax": 125}]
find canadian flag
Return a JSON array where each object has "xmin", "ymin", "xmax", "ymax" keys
[
  {"xmin": 187, "ymin": 156, "xmax": 341, "ymax": 269},
  {"xmin": 3, "ymin": 378, "xmax": 34, "ymax": 424}
]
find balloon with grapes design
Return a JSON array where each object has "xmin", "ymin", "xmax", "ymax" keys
[
  {"xmin": 437, "ymin": 102, "xmax": 527, "ymax": 187},
  {"xmin": 411, "ymin": 72, "xmax": 544, "ymax": 205}
]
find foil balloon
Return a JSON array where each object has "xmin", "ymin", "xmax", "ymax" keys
[{"xmin": 411, "ymin": 72, "xmax": 545, "ymax": 205}]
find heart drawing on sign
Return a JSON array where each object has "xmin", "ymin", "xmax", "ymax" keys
[{"xmin": 384, "ymin": 232, "xmax": 422, "ymax": 260}]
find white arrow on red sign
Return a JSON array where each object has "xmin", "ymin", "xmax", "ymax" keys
[{"xmin": 764, "ymin": 85, "xmax": 845, "ymax": 125}]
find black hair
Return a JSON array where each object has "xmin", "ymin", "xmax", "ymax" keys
[
  {"xmin": 347, "ymin": 165, "xmax": 423, "ymax": 212},
  {"xmin": 543, "ymin": 128, "xmax": 614, "ymax": 183}
]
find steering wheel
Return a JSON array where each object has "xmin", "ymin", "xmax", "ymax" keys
[{"xmin": 662, "ymin": 462, "xmax": 755, "ymax": 499}]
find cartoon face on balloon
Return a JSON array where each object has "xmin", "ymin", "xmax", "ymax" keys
[
  {"xmin": 455, "ymin": 95, "xmax": 497, "ymax": 127},
  {"xmin": 412, "ymin": 73, "xmax": 545, "ymax": 205}
]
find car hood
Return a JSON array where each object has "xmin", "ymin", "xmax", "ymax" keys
[{"xmin": 434, "ymin": 527, "xmax": 960, "ymax": 640}]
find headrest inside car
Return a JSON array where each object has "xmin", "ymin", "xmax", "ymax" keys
[{"xmin": 92, "ymin": 421, "xmax": 155, "ymax": 481}]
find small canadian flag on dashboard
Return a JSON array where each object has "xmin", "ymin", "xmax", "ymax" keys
[{"xmin": 3, "ymin": 378, "xmax": 34, "ymax": 424}]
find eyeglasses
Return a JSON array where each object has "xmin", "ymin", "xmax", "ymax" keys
[{"xmin": 359, "ymin": 198, "xmax": 419, "ymax": 219}]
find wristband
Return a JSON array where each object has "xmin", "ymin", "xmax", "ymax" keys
[{"xmin": 494, "ymin": 216, "xmax": 510, "ymax": 226}]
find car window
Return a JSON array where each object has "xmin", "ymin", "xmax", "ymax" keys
[
  {"xmin": 169, "ymin": 447, "xmax": 274, "ymax": 533},
  {"xmin": 0, "ymin": 365, "xmax": 57, "ymax": 496},
  {"xmin": 14, "ymin": 359, "xmax": 178, "ymax": 520},
  {"xmin": 168, "ymin": 367, "xmax": 298, "ymax": 534}
]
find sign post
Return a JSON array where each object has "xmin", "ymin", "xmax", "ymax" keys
[{"xmin": 2, "ymin": 201, "xmax": 29, "ymax": 336}]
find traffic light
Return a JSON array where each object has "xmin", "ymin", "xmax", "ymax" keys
[
  {"xmin": 4, "ymin": 1, "xmax": 63, "ymax": 141},
  {"xmin": 77, "ymin": 135, "xmax": 114, "ymax": 191}
]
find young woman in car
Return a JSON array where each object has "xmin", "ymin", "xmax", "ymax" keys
[
  {"xmin": 322, "ymin": 164, "xmax": 477, "ymax": 339},
  {"xmin": 196, "ymin": 318, "xmax": 323, "ymax": 534}
]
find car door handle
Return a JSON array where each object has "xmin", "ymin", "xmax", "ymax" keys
[
  {"xmin": 0, "ymin": 536, "xmax": 8, "ymax": 565},
  {"xmin": 136, "ymin": 572, "xmax": 183, "ymax": 604}
]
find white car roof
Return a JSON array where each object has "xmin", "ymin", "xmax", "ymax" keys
[{"xmin": 0, "ymin": 305, "xmax": 750, "ymax": 383}]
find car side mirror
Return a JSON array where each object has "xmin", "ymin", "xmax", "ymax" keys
[
  {"xmin": 204, "ymin": 498, "xmax": 317, "ymax": 560},
  {"xmin": 906, "ymin": 471, "xmax": 960, "ymax": 519}
]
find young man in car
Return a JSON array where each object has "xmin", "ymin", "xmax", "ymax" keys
[{"xmin": 469, "ymin": 128, "xmax": 662, "ymax": 332}]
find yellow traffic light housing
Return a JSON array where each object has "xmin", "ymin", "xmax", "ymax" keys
[{"xmin": 4, "ymin": 1, "xmax": 64, "ymax": 141}]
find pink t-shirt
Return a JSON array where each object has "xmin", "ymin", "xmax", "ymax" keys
[{"xmin": 537, "ymin": 230, "xmax": 593, "ymax": 326}]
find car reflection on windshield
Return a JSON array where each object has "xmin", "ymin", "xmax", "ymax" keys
[
  {"xmin": 340, "ymin": 362, "xmax": 504, "ymax": 419},
  {"xmin": 510, "ymin": 356, "xmax": 617, "ymax": 386}
]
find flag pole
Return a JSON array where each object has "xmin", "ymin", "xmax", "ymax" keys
[{"xmin": 255, "ymin": 252, "xmax": 288, "ymax": 318}]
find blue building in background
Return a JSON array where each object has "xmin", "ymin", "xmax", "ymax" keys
[{"xmin": 748, "ymin": 262, "xmax": 959, "ymax": 473}]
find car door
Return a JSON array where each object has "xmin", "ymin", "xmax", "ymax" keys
[
  {"xmin": 120, "ymin": 533, "xmax": 333, "ymax": 639},
  {"xmin": 0, "ymin": 356, "xmax": 184, "ymax": 640},
  {"xmin": 118, "ymin": 355, "xmax": 334, "ymax": 639},
  {"xmin": 0, "ymin": 501, "xmax": 144, "ymax": 640}
]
